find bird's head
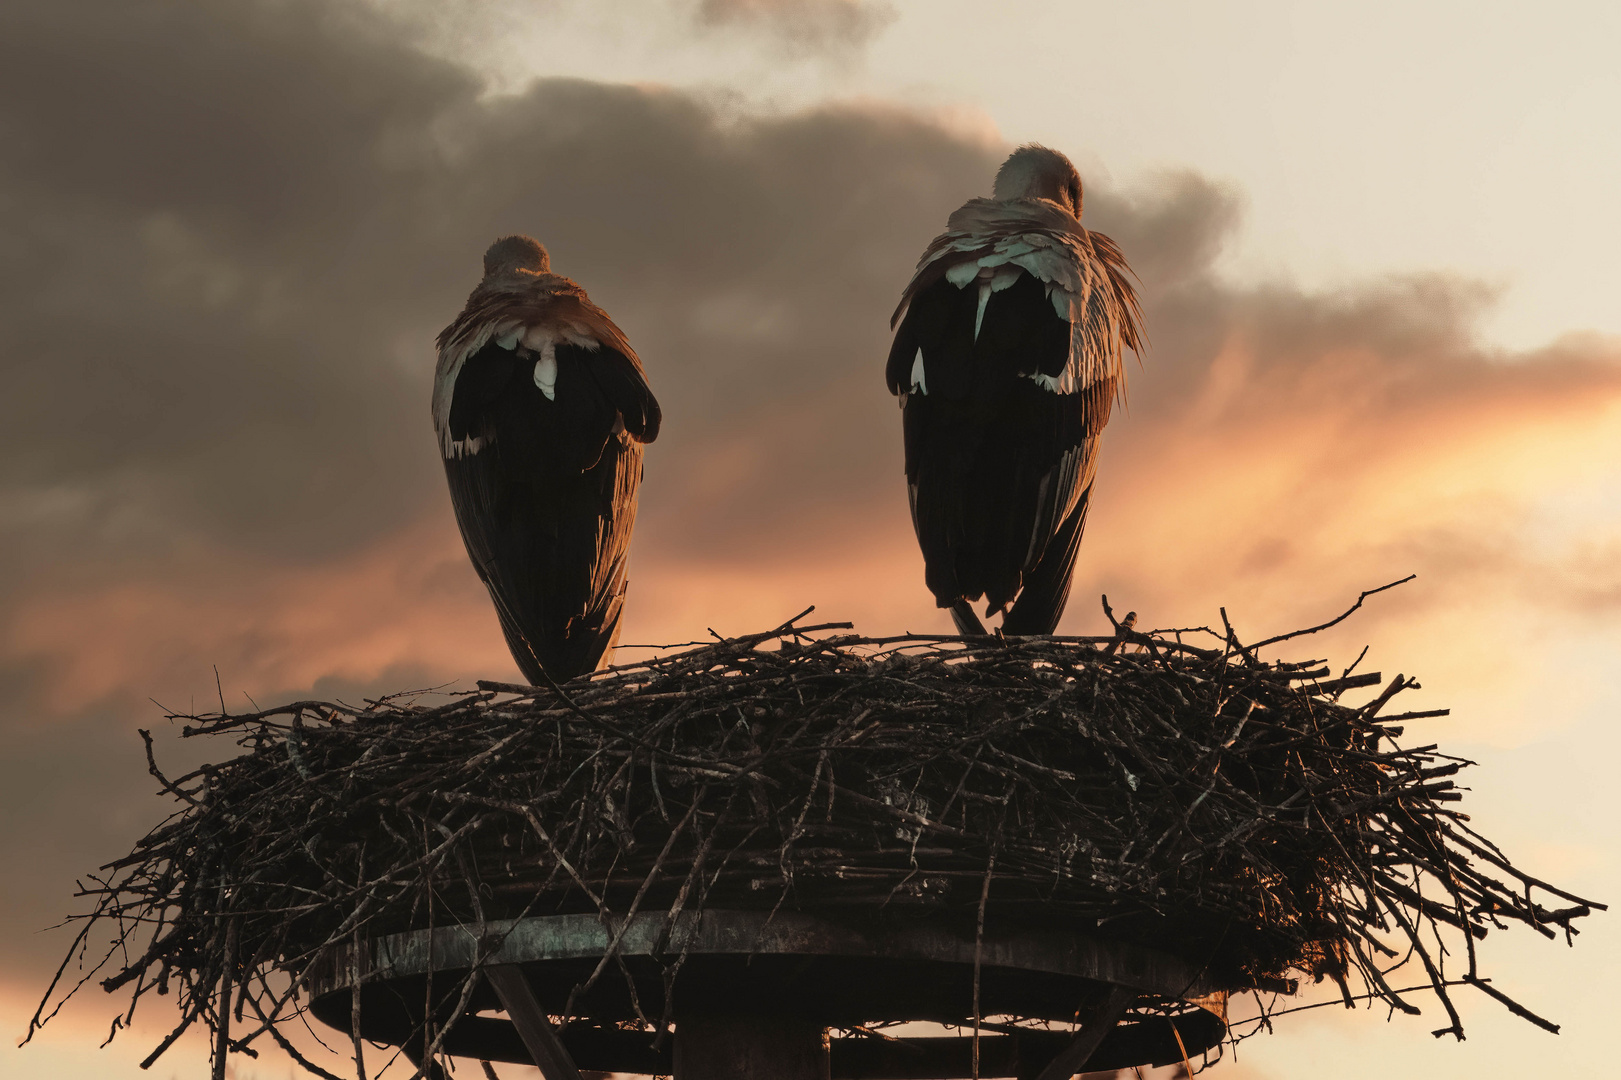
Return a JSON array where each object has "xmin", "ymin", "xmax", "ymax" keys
[
  {"xmin": 482, "ymin": 234, "xmax": 552, "ymax": 279},
  {"xmin": 992, "ymin": 144, "xmax": 1083, "ymax": 217}
]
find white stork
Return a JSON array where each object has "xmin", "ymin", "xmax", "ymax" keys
[
  {"xmin": 433, "ymin": 236, "xmax": 660, "ymax": 682},
  {"xmin": 886, "ymin": 145, "xmax": 1143, "ymax": 635}
]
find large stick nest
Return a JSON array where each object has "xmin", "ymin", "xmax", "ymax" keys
[{"xmin": 29, "ymin": 594, "xmax": 1604, "ymax": 1076}]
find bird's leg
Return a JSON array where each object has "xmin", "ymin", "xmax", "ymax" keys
[{"xmin": 950, "ymin": 600, "xmax": 989, "ymax": 637}]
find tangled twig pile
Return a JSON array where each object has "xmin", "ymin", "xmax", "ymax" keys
[{"xmin": 29, "ymin": 593, "xmax": 1602, "ymax": 1077}]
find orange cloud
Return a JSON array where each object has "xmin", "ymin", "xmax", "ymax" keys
[
  {"xmin": 4, "ymin": 519, "xmax": 509, "ymax": 716},
  {"xmin": 9, "ymin": 321, "xmax": 1620, "ymax": 749}
]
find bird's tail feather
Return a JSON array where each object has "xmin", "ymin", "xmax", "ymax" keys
[
  {"xmin": 950, "ymin": 600, "xmax": 989, "ymax": 636},
  {"xmin": 1001, "ymin": 490, "xmax": 1091, "ymax": 636}
]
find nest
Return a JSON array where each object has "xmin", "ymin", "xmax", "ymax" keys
[{"xmin": 28, "ymin": 593, "xmax": 1603, "ymax": 1078}]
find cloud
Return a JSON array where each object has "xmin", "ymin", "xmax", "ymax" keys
[
  {"xmin": 367, "ymin": 0, "xmax": 896, "ymax": 81},
  {"xmin": 3, "ymin": 0, "xmax": 1619, "ymax": 731},
  {"xmin": 694, "ymin": 0, "xmax": 897, "ymax": 54},
  {"xmin": 3, "ymin": 1, "xmax": 1620, "ymax": 1071}
]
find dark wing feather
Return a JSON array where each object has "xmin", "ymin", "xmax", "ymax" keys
[
  {"xmin": 568, "ymin": 342, "xmax": 661, "ymax": 443},
  {"xmin": 443, "ymin": 339, "xmax": 644, "ymax": 682},
  {"xmin": 885, "ymin": 305, "xmax": 921, "ymax": 395},
  {"xmin": 974, "ymin": 272, "xmax": 1075, "ymax": 381},
  {"xmin": 446, "ymin": 345, "xmax": 523, "ymax": 430},
  {"xmin": 1001, "ymin": 491, "xmax": 1091, "ymax": 636},
  {"xmin": 889, "ymin": 269, "xmax": 977, "ymax": 398}
]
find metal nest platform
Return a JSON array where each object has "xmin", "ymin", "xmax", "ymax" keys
[{"xmin": 308, "ymin": 909, "xmax": 1230, "ymax": 1078}]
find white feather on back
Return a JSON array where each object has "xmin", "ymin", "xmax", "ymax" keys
[
  {"xmin": 895, "ymin": 197, "xmax": 1135, "ymax": 399},
  {"xmin": 909, "ymin": 349, "xmax": 927, "ymax": 394},
  {"xmin": 532, "ymin": 339, "xmax": 558, "ymax": 401}
]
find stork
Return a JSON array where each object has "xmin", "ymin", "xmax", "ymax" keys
[
  {"xmin": 886, "ymin": 145, "xmax": 1143, "ymax": 635},
  {"xmin": 433, "ymin": 236, "xmax": 661, "ymax": 682}
]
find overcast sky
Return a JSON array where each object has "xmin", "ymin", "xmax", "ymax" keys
[{"xmin": 2, "ymin": 3, "xmax": 1617, "ymax": 1079}]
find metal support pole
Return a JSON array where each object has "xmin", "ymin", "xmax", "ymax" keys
[
  {"xmin": 1033, "ymin": 985, "xmax": 1136, "ymax": 1080},
  {"xmin": 673, "ymin": 1012, "xmax": 830, "ymax": 1080},
  {"xmin": 402, "ymin": 1042, "xmax": 450, "ymax": 1080},
  {"xmin": 484, "ymin": 965, "xmax": 584, "ymax": 1080}
]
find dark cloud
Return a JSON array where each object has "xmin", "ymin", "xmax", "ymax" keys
[
  {"xmin": 0, "ymin": 0, "xmax": 963, "ymax": 603},
  {"xmin": 0, "ymin": 0, "xmax": 998, "ymax": 996},
  {"xmin": 694, "ymin": 0, "xmax": 897, "ymax": 54}
]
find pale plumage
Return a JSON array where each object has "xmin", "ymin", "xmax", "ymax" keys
[
  {"xmin": 886, "ymin": 145, "xmax": 1143, "ymax": 635},
  {"xmin": 434, "ymin": 236, "xmax": 660, "ymax": 682}
]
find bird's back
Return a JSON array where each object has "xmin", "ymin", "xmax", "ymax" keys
[
  {"xmin": 893, "ymin": 272, "xmax": 1115, "ymax": 617},
  {"xmin": 435, "ymin": 258, "xmax": 659, "ymax": 682},
  {"xmin": 888, "ymin": 181, "xmax": 1139, "ymax": 633}
]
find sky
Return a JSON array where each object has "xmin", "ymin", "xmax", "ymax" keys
[{"xmin": 1, "ymin": 1, "xmax": 1617, "ymax": 1078}]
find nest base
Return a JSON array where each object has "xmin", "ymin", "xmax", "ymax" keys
[
  {"xmin": 31, "ymin": 600, "xmax": 1604, "ymax": 1080},
  {"xmin": 309, "ymin": 909, "xmax": 1225, "ymax": 1077}
]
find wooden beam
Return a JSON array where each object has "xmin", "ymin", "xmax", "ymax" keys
[
  {"xmin": 1033, "ymin": 984, "xmax": 1136, "ymax": 1080},
  {"xmin": 484, "ymin": 964, "xmax": 584, "ymax": 1080}
]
